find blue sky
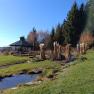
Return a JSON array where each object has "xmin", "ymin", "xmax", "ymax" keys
[{"xmin": 0, "ymin": 0, "xmax": 86, "ymax": 47}]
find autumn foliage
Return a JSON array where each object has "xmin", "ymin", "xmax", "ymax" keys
[{"xmin": 80, "ymin": 32, "xmax": 94, "ymax": 47}]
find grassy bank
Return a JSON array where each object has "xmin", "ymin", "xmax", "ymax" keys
[
  {"xmin": 2, "ymin": 50, "xmax": 94, "ymax": 94},
  {"xmin": 0, "ymin": 55, "xmax": 28, "ymax": 66},
  {"xmin": 0, "ymin": 60, "xmax": 61, "ymax": 78}
]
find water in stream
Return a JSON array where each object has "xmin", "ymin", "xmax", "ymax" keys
[{"xmin": 0, "ymin": 74, "xmax": 38, "ymax": 90}]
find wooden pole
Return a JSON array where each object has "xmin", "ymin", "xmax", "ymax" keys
[
  {"xmin": 40, "ymin": 44, "xmax": 46, "ymax": 60},
  {"xmin": 65, "ymin": 44, "xmax": 71, "ymax": 60}
]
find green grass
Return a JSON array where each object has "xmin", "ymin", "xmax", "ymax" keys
[
  {"xmin": 0, "ymin": 60, "xmax": 61, "ymax": 77},
  {"xmin": 2, "ymin": 50, "xmax": 94, "ymax": 94},
  {"xmin": 0, "ymin": 55, "xmax": 28, "ymax": 66}
]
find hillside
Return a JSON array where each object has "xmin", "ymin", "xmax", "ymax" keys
[{"xmin": 3, "ymin": 50, "xmax": 94, "ymax": 94}]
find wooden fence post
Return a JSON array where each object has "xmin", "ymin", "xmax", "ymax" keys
[{"xmin": 40, "ymin": 43, "xmax": 46, "ymax": 60}]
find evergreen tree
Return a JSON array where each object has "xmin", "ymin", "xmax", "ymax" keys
[
  {"xmin": 62, "ymin": 2, "xmax": 87, "ymax": 46},
  {"xmin": 48, "ymin": 28, "xmax": 55, "ymax": 50},
  {"xmin": 76, "ymin": 3, "xmax": 87, "ymax": 43},
  {"xmin": 84, "ymin": 0, "xmax": 94, "ymax": 35},
  {"xmin": 80, "ymin": 0, "xmax": 94, "ymax": 46},
  {"xmin": 63, "ymin": 2, "xmax": 78, "ymax": 46},
  {"xmin": 55, "ymin": 24, "xmax": 64, "ymax": 45}
]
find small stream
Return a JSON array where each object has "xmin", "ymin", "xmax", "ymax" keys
[{"xmin": 0, "ymin": 74, "xmax": 38, "ymax": 90}]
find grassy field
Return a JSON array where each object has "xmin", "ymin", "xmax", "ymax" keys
[
  {"xmin": 0, "ymin": 60, "xmax": 61, "ymax": 77},
  {"xmin": 0, "ymin": 55, "xmax": 28, "ymax": 66},
  {"xmin": 1, "ymin": 50, "xmax": 94, "ymax": 94}
]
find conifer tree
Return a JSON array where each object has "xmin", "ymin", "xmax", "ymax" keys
[
  {"xmin": 55, "ymin": 24, "xmax": 64, "ymax": 45},
  {"xmin": 80, "ymin": 0, "xmax": 94, "ymax": 46},
  {"xmin": 48, "ymin": 28, "xmax": 55, "ymax": 50},
  {"xmin": 62, "ymin": 2, "xmax": 86, "ymax": 46},
  {"xmin": 84, "ymin": 0, "xmax": 94, "ymax": 35},
  {"xmin": 63, "ymin": 2, "xmax": 78, "ymax": 46}
]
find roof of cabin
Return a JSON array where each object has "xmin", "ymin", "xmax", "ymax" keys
[{"xmin": 10, "ymin": 37, "xmax": 33, "ymax": 47}]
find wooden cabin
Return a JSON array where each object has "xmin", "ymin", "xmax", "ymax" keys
[{"xmin": 10, "ymin": 37, "xmax": 33, "ymax": 55}]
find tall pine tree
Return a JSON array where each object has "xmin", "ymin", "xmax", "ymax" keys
[
  {"xmin": 63, "ymin": 2, "xmax": 78, "ymax": 46},
  {"xmin": 55, "ymin": 24, "xmax": 64, "ymax": 45},
  {"xmin": 48, "ymin": 28, "xmax": 55, "ymax": 50},
  {"xmin": 84, "ymin": 0, "xmax": 94, "ymax": 35},
  {"xmin": 80, "ymin": 0, "xmax": 94, "ymax": 46},
  {"xmin": 62, "ymin": 2, "xmax": 86, "ymax": 46}
]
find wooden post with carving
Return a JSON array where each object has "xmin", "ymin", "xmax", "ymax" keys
[
  {"xmin": 80, "ymin": 43, "xmax": 86, "ymax": 54},
  {"xmin": 39, "ymin": 43, "xmax": 46, "ymax": 60},
  {"xmin": 77, "ymin": 43, "xmax": 80, "ymax": 55},
  {"xmin": 53, "ymin": 42, "xmax": 58, "ymax": 60},
  {"xmin": 65, "ymin": 44, "xmax": 71, "ymax": 60}
]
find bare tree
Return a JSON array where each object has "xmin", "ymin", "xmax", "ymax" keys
[
  {"xmin": 27, "ymin": 28, "xmax": 38, "ymax": 50},
  {"xmin": 37, "ymin": 31, "xmax": 50, "ymax": 48},
  {"xmin": 80, "ymin": 32, "xmax": 94, "ymax": 48}
]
